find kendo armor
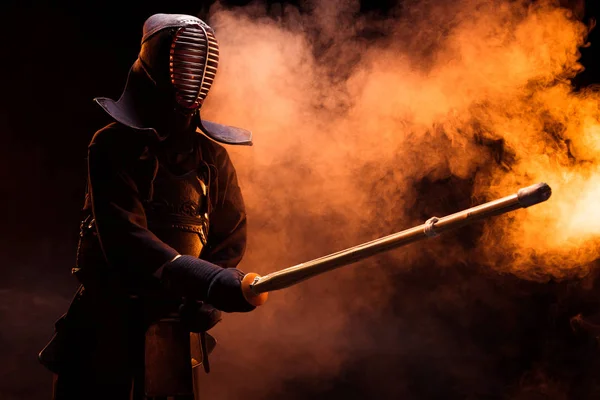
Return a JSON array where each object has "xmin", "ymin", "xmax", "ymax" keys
[
  {"xmin": 144, "ymin": 163, "xmax": 211, "ymax": 258},
  {"xmin": 72, "ymin": 14, "xmax": 247, "ymax": 399}
]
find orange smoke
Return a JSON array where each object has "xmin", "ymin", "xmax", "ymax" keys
[
  {"xmin": 205, "ymin": 0, "xmax": 599, "ymax": 280},
  {"xmin": 196, "ymin": 0, "xmax": 600, "ymax": 397}
]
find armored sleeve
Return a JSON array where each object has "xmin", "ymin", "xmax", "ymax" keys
[
  {"xmin": 87, "ymin": 124, "xmax": 179, "ymax": 274},
  {"xmin": 201, "ymin": 143, "xmax": 248, "ymax": 269}
]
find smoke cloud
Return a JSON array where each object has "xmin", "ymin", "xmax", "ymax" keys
[{"xmin": 192, "ymin": 0, "xmax": 600, "ymax": 398}]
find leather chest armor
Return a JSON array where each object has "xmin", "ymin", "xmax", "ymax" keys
[{"xmin": 144, "ymin": 163, "xmax": 210, "ymax": 258}]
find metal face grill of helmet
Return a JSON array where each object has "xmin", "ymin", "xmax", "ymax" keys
[{"xmin": 170, "ymin": 25, "xmax": 219, "ymax": 111}]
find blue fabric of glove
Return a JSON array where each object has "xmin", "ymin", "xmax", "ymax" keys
[{"xmin": 161, "ymin": 255, "xmax": 255, "ymax": 313}]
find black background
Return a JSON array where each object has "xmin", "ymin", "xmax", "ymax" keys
[{"xmin": 1, "ymin": 0, "xmax": 600, "ymax": 399}]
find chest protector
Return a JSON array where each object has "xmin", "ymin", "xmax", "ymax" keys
[{"xmin": 144, "ymin": 163, "xmax": 210, "ymax": 258}]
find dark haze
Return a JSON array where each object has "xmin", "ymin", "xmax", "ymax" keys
[{"xmin": 1, "ymin": 0, "xmax": 600, "ymax": 399}]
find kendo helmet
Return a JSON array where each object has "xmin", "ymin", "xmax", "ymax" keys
[{"xmin": 94, "ymin": 13, "xmax": 252, "ymax": 145}]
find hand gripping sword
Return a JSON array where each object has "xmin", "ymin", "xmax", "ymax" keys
[{"xmin": 240, "ymin": 182, "xmax": 552, "ymax": 306}]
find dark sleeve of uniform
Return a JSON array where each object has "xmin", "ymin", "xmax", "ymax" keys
[
  {"xmin": 87, "ymin": 124, "xmax": 179, "ymax": 275},
  {"xmin": 201, "ymin": 143, "xmax": 248, "ymax": 270}
]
